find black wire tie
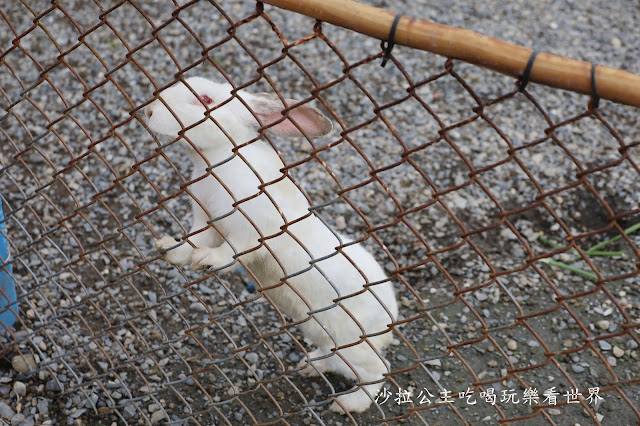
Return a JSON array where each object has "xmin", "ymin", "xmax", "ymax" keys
[
  {"xmin": 381, "ymin": 14, "xmax": 402, "ymax": 67},
  {"xmin": 518, "ymin": 49, "xmax": 539, "ymax": 92},
  {"xmin": 590, "ymin": 63, "xmax": 600, "ymax": 108}
]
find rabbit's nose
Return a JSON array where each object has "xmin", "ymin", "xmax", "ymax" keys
[{"xmin": 145, "ymin": 106, "xmax": 153, "ymax": 119}]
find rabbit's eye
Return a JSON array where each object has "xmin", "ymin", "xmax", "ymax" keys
[{"xmin": 200, "ymin": 95, "xmax": 214, "ymax": 105}]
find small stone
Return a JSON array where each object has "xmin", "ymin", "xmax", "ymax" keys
[
  {"xmin": 607, "ymin": 356, "xmax": 617, "ymax": 367},
  {"xmin": 148, "ymin": 403, "xmax": 160, "ymax": 413},
  {"xmin": 0, "ymin": 401, "xmax": 15, "ymax": 420},
  {"xmin": 244, "ymin": 352, "xmax": 259, "ymax": 364},
  {"xmin": 69, "ymin": 408, "xmax": 87, "ymax": 418},
  {"xmin": 13, "ymin": 381, "xmax": 26, "ymax": 396},
  {"xmin": 599, "ymin": 341, "xmax": 611, "ymax": 351},
  {"xmin": 123, "ymin": 404, "xmax": 136, "ymax": 417},
  {"xmin": 45, "ymin": 380, "xmax": 62, "ymax": 392},
  {"xmin": 595, "ymin": 320, "xmax": 610, "ymax": 331},
  {"xmin": 189, "ymin": 302, "xmax": 206, "ymax": 312},
  {"xmin": 612, "ymin": 346, "xmax": 624, "ymax": 358},
  {"xmin": 11, "ymin": 355, "xmax": 38, "ymax": 374},
  {"xmin": 475, "ymin": 292, "xmax": 488, "ymax": 302},
  {"xmin": 37, "ymin": 399, "xmax": 49, "ymax": 414},
  {"xmin": 335, "ymin": 216, "xmax": 347, "ymax": 230},
  {"xmin": 507, "ymin": 340, "xmax": 517, "ymax": 351},
  {"xmin": 571, "ymin": 364, "xmax": 584, "ymax": 373},
  {"xmin": 287, "ymin": 352, "xmax": 300, "ymax": 363},
  {"xmin": 150, "ymin": 410, "xmax": 166, "ymax": 423},
  {"xmin": 10, "ymin": 413, "xmax": 26, "ymax": 425},
  {"xmin": 548, "ymin": 408, "xmax": 562, "ymax": 415}
]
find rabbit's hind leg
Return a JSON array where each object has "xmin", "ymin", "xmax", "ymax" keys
[
  {"xmin": 297, "ymin": 348, "xmax": 333, "ymax": 378},
  {"xmin": 326, "ymin": 344, "xmax": 389, "ymax": 414}
]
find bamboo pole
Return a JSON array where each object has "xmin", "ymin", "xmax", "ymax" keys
[{"xmin": 262, "ymin": 0, "xmax": 640, "ymax": 108}]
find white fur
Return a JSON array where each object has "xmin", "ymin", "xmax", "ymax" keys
[{"xmin": 147, "ymin": 77, "xmax": 398, "ymax": 413}]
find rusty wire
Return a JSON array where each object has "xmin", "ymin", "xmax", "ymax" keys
[{"xmin": 0, "ymin": 0, "xmax": 639, "ymax": 425}]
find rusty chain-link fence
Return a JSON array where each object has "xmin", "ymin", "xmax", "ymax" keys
[{"xmin": 1, "ymin": 0, "xmax": 640, "ymax": 424}]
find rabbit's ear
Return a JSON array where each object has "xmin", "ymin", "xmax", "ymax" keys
[{"xmin": 247, "ymin": 93, "xmax": 332, "ymax": 137}]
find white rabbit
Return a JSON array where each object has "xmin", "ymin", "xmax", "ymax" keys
[{"xmin": 146, "ymin": 77, "xmax": 398, "ymax": 414}]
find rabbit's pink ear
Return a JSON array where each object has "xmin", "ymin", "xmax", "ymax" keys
[{"xmin": 248, "ymin": 93, "xmax": 332, "ymax": 137}]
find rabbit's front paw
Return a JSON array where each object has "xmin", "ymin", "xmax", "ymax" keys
[
  {"xmin": 155, "ymin": 236, "xmax": 178, "ymax": 252},
  {"xmin": 191, "ymin": 247, "xmax": 229, "ymax": 271},
  {"xmin": 190, "ymin": 245, "xmax": 237, "ymax": 272},
  {"xmin": 155, "ymin": 236, "xmax": 192, "ymax": 266}
]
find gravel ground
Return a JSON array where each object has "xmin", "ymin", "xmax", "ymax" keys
[{"xmin": 1, "ymin": 0, "xmax": 639, "ymax": 425}]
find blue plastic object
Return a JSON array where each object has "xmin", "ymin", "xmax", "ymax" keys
[
  {"xmin": 0, "ymin": 200, "xmax": 17, "ymax": 328},
  {"xmin": 236, "ymin": 268, "xmax": 256, "ymax": 293}
]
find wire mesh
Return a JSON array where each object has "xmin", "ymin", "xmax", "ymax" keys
[{"xmin": 1, "ymin": 1, "xmax": 639, "ymax": 425}]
